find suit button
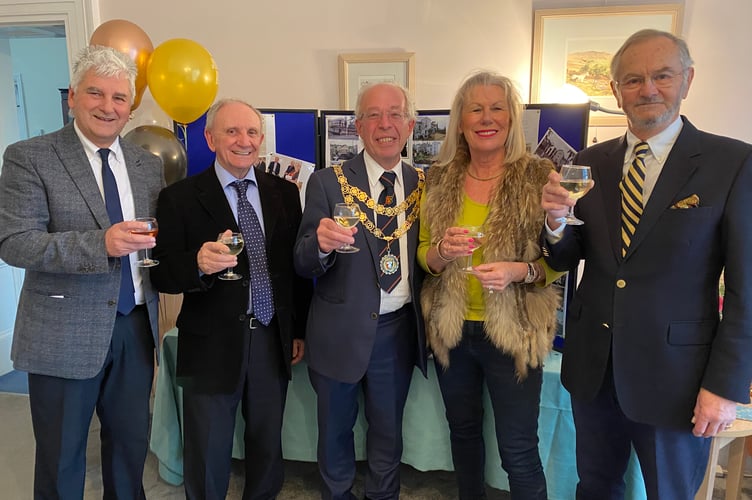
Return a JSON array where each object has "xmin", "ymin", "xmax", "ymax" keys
[
  {"xmin": 107, "ymin": 300, "xmax": 116, "ymax": 306},
  {"xmin": 616, "ymin": 279, "xmax": 626, "ymax": 288},
  {"xmin": 239, "ymin": 314, "xmax": 247, "ymax": 321},
  {"xmin": 370, "ymin": 312, "xmax": 378, "ymax": 320},
  {"xmin": 601, "ymin": 323, "xmax": 610, "ymax": 329}
]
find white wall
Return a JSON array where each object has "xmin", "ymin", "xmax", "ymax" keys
[
  {"xmin": 98, "ymin": 0, "xmax": 533, "ymax": 110},
  {"xmin": 9, "ymin": 37, "xmax": 69, "ymax": 137},
  {"xmin": 681, "ymin": 0, "xmax": 752, "ymax": 142}
]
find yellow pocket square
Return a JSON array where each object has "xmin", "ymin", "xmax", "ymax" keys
[{"xmin": 671, "ymin": 194, "xmax": 700, "ymax": 209}]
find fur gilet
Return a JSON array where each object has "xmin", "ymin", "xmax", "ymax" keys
[{"xmin": 420, "ymin": 154, "xmax": 560, "ymax": 379}]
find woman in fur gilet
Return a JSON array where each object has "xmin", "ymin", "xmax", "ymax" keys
[{"xmin": 417, "ymin": 71, "xmax": 561, "ymax": 499}]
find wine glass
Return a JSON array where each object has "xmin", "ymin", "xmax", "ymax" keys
[
  {"xmin": 217, "ymin": 232, "xmax": 245, "ymax": 281},
  {"xmin": 131, "ymin": 217, "xmax": 160, "ymax": 267},
  {"xmin": 557, "ymin": 164, "xmax": 592, "ymax": 226},
  {"xmin": 460, "ymin": 225, "xmax": 486, "ymax": 272},
  {"xmin": 333, "ymin": 202, "xmax": 362, "ymax": 253}
]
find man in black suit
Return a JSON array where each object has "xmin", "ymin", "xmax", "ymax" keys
[
  {"xmin": 541, "ymin": 29, "xmax": 752, "ymax": 498},
  {"xmin": 268, "ymin": 155, "xmax": 282, "ymax": 176},
  {"xmin": 151, "ymin": 98, "xmax": 312, "ymax": 500}
]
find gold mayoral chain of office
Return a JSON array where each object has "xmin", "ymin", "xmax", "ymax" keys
[{"xmin": 333, "ymin": 164, "xmax": 424, "ymax": 242}]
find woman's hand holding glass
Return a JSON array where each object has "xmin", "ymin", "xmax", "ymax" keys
[{"xmin": 436, "ymin": 226, "xmax": 484, "ymax": 266}]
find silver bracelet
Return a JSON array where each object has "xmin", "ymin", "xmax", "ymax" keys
[
  {"xmin": 523, "ymin": 262, "xmax": 537, "ymax": 284},
  {"xmin": 435, "ymin": 238, "xmax": 455, "ymax": 262}
]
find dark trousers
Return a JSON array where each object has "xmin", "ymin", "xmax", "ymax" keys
[
  {"xmin": 572, "ymin": 357, "xmax": 711, "ymax": 500},
  {"xmin": 309, "ymin": 307, "xmax": 417, "ymax": 500},
  {"xmin": 28, "ymin": 306, "xmax": 153, "ymax": 500},
  {"xmin": 436, "ymin": 321, "xmax": 546, "ymax": 500},
  {"xmin": 183, "ymin": 318, "xmax": 288, "ymax": 500}
]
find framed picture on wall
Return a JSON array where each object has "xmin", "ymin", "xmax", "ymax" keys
[
  {"xmin": 338, "ymin": 52, "xmax": 415, "ymax": 110},
  {"xmin": 531, "ymin": 4, "xmax": 683, "ymax": 126}
]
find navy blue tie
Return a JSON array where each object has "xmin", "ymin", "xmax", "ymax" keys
[
  {"xmin": 99, "ymin": 148, "xmax": 136, "ymax": 315},
  {"xmin": 377, "ymin": 171, "xmax": 401, "ymax": 292},
  {"xmin": 233, "ymin": 180, "xmax": 275, "ymax": 325}
]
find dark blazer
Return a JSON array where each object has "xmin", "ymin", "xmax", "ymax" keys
[
  {"xmin": 0, "ymin": 123, "xmax": 162, "ymax": 379},
  {"xmin": 151, "ymin": 165, "xmax": 312, "ymax": 393},
  {"xmin": 543, "ymin": 117, "xmax": 752, "ymax": 428},
  {"xmin": 268, "ymin": 161, "xmax": 281, "ymax": 176},
  {"xmin": 294, "ymin": 153, "xmax": 427, "ymax": 384}
]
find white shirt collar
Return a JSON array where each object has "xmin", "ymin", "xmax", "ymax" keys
[
  {"xmin": 73, "ymin": 121, "xmax": 123, "ymax": 163},
  {"xmin": 625, "ymin": 116, "xmax": 683, "ymax": 165},
  {"xmin": 214, "ymin": 162, "xmax": 258, "ymax": 189},
  {"xmin": 362, "ymin": 150, "xmax": 403, "ymax": 191}
]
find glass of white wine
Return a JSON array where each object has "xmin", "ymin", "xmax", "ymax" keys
[
  {"xmin": 558, "ymin": 164, "xmax": 592, "ymax": 226},
  {"xmin": 217, "ymin": 232, "xmax": 245, "ymax": 281},
  {"xmin": 333, "ymin": 202, "xmax": 361, "ymax": 253},
  {"xmin": 460, "ymin": 225, "xmax": 486, "ymax": 272},
  {"xmin": 132, "ymin": 217, "xmax": 159, "ymax": 267}
]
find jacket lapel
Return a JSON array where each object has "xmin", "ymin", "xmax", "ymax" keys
[
  {"xmin": 53, "ymin": 125, "xmax": 111, "ymax": 229},
  {"xmin": 256, "ymin": 172, "xmax": 282, "ymax": 249},
  {"xmin": 594, "ymin": 137, "xmax": 628, "ymax": 261},
  {"xmin": 627, "ymin": 118, "xmax": 700, "ymax": 258},
  {"xmin": 121, "ymin": 142, "xmax": 148, "ymax": 217},
  {"xmin": 195, "ymin": 166, "xmax": 239, "ymax": 232}
]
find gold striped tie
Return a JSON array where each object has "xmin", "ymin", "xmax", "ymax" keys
[{"xmin": 620, "ymin": 142, "xmax": 649, "ymax": 257}]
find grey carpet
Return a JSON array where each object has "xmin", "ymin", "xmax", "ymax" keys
[{"xmin": 1, "ymin": 392, "xmax": 749, "ymax": 499}]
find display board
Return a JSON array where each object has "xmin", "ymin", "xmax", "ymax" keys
[
  {"xmin": 175, "ymin": 108, "xmax": 319, "ymax": 177},
  {"xmin": 524, "ymin": 102, "xmax": 590, "ymax": 351}
]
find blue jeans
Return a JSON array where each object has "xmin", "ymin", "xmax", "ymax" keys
[{"xmin": 436, "ymin": 321, "xmax": 546, "ymax": 500}]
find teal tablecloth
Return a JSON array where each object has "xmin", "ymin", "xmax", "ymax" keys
[{"xmin": 150, "ymin": 329, "xmax": 647, "ymax": 499}]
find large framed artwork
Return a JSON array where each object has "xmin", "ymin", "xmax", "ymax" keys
[
  {"xmin": 338, "ymin": 52, "xmax": 415, "ymax": 110},
  {"xmin": 531, "ymin": 4, "xmax": 683, "ymax": 126}
]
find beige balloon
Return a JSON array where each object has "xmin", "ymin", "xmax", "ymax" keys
[{"xmin": 90, "ymin": 19, "xmax": 153, "ymax": 111}]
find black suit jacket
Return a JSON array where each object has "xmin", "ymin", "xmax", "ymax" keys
[
  {"xmin": 543, "ymin": 117, "xmax": 752, "ymax": 428},
  {"xmin": 151, "ymin": 165, "xmax": 312, "ymax": 393}
]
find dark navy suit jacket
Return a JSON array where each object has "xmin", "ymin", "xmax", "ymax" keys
[
  {"xmin": 543, "ymin": 117, "xmax": 752, "ymax": 428},
  {"xmin": 294, "ymin": 153, "xmax": 427, "ymax": 384}
]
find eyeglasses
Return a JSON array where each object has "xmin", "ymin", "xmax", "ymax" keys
[
  {"xmin": 360, "ymin": 110, "xmax": 408, "ymax": 122},
  {"xmin": 616, "ymin": 71, "xmax": 686, "ymax": 91}
]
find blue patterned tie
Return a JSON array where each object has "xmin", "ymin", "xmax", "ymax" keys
[
  {"xmin": 377, "ymin": 171, "xmax": 401, "ymax": 292},
  {"xmin": 233, "ymin": 180, "xmax": 275, "ymax": 325},
  {"xmin": 99, "ymin": 148, "xmax": 135, "ymax": 315},
  {"xmin": 620, "ymin": 142, "xmax": 649, "ymax": 257}
]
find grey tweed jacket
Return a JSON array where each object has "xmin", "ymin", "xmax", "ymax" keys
[{"xmin": 0, "ymin": 123, "xmax": 164, "ymax": 379}]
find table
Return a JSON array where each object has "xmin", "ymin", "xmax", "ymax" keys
[
  {"xmin": 150, "ymin": 329, "xmax": 646, "ymax": 499},
  {"xmin": 695, "ymin": 406, "xmax": 752, "ymax": 500}
]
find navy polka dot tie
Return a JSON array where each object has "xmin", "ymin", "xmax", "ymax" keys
[{"xmin": 233, "ymin": 180, "xmax": 275, "ymax": 325}]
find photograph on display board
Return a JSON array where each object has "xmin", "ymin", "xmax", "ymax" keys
[
  {"xmin": 534, "ymin": 127, "xmax": 577, "ymax": 170},
  {"xmin": 257, "ymin": 152, "xmax": 315, "ymax": 208},
  {"xmin": 411, "ymin": 111, "xmax": 448, "ymax": 171},
  {"xmin": 321, "ymin": 112, "xmax": 360, "ymax": 168}
]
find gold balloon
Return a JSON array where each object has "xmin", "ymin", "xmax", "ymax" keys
[
  {"xmin": 90, "ymin": 19, "xmax": 153, "ymax": 111},
  {"xmin": 147, "ymin": 39, "xmax": 219, "ymax": 125}
]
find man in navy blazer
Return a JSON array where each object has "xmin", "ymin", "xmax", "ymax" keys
[
  {"xmin": 541, "ymin": 29, "xmax": 752, "ymax": 498},
  {"xmin": 151, "ymin": 99, "xmax": 312, "ymax": 500},
  {"xmin": 0, "ymin": 46, "xmax": 163, "ymax": 498},
  {"xmin": 294, "ymin": 83, "xmax": 427, "ymax": 500}
]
